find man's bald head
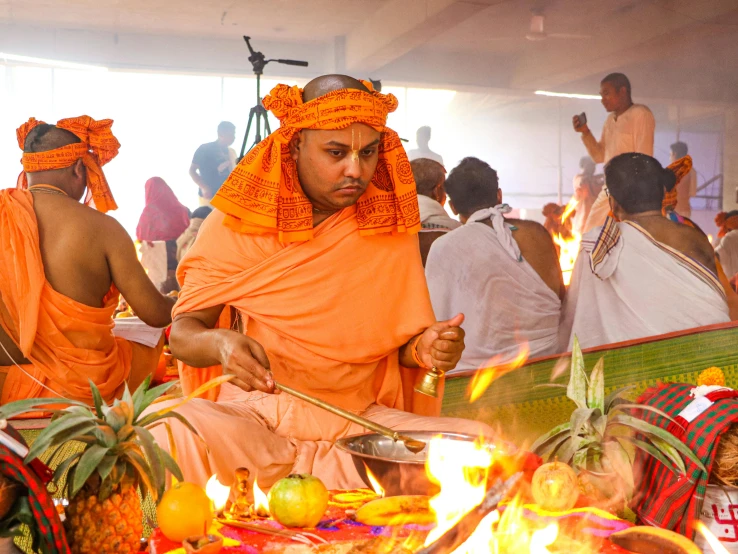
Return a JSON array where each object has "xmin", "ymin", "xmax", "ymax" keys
[
  {"xmin": 24, "ymin": 124, "xmax": 81, "ymax": 153},
  {"xmin": 302, "ymin": 74, "xmax": 369, "ymax": 102}
]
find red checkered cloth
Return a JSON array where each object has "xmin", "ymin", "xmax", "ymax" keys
[
  {"xmin": 633, "ymin": 383, "xmax": 738, "ymax": 539},
  {"xmin": 0, "ymin": 443, "xmax": 70, "ymax": 553}
]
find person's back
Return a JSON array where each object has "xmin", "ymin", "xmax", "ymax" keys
[
  {"xmin": 560, "ymin": 153, "xmax": 728, "ymax": 350},
  {"xmin": 426, "ymin": 158, "xmax": 563, "ymax": 370},
  {"xmin": 0, "ymin": 118, "xmax": 175, "ymax": 405}
]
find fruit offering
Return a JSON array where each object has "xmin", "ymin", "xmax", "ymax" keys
[
  {"xmin": 268, "ymin": 474, "xmax": 328, "ymax": 528},
  {"xmin": 157, "ymin": 482, "xmax": 213, "ymax": 542},
  {"xmin": 531, "ymin": 461, "xmax": 580, "ymax": 512}
]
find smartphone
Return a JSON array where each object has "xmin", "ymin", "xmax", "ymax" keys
[{"xmin": 577, "ymin": 112, "xmax": 587, "ymax": 127}]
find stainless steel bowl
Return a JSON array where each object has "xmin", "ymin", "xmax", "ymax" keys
[{"xmin": 335, "ymin": 431, "xmax": 517, "ymax": 497}]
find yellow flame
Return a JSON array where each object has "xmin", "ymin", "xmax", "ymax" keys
[
  {"xmin": 363, "ymin": 464, "xmax": 385, "ymax": 498},
  {"xmin": 553, "ymin": 230, "xmax": 581, "ymax": 287},
  {"xmin": 696, "ymin": 521, "xmax": 731, "ymax": 554},
  {"xmin": 530, "ymin": 523, "xmax": 559, "ymax": 553},
  {"xmin": 423, "ymin": 436, "xmax": 493, "ymax": 546},
  {"xmin": 708, "ymin": 234, "xmax": 714, "ymax": 245},
  {"xmin": 467, "ymin": 343, "xmax": 530, "ymax": 403},
  {"xmin": 552, "ymin": 197, "xmax": 581, "ymax": 287},
  {"xmin": 253, "ymin": 478, "xmax": 270, "ymax": 515},
  {"xmin": 205, "ymin": 475, "xmax": 230, "ymax": 511},
  {"xmin": 560, "ymin": 197, "xmax": 578, "ymax": 224}
]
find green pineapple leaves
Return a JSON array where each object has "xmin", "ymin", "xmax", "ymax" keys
[
  {"xmin": 10, "ymin": 378, "xmax": 189, "ymax": 503},
  {"xmin": 533, "ymin": 336, "xmax": 706, "ymax": 502}
]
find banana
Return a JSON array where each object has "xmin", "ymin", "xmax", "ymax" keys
[
  {"xmin": 355, "ymin": 495, "xmax": 435, "ymax": 526},
  {"xmin": 608, "ymin": 526, "xmax": 701, "ymax": 554}
]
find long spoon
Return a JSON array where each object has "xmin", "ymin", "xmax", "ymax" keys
[{"xmin": 275, "ymin": 382, "xmax": 427, "ymax": 454}]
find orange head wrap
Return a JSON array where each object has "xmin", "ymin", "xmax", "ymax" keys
[
  {"xmin": 661, "ymin": 155, "xmax": 693, "ymax": 214},
  {"xmin": 16, "ymin": 116, "xmax": 120, "ymax": 213},
  {"xmin": 211, "ymin": 80, "xmax": 420, "ymax": 243},
  {"xmin": 716, "ymin": 211, "xmax": 738, "ymax": 238}
]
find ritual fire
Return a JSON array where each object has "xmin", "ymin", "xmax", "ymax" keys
[{"xmin": 551, "ymin": 197, "xmax": 581, "ymax": 286}]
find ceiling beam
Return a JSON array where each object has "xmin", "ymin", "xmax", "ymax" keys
[
  {"xmin": 510, "ymin": 0, "xmax": 738, "ymax": 91},
  {"xmin": 343, "ymin": 0, "xmax": 495, "ymax": 75}
]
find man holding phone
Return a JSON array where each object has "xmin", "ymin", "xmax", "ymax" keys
[{"xmin": 573, "ymin": 73, "xmax": 655, "ymax": 233}]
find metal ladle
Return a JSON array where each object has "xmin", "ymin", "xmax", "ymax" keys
[{"xmin": 275, "ymin": 382, "xmax": 427, "ymax": 454}]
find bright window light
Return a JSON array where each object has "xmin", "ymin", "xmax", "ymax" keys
[
  {"xmin": 535, "ymin": 90, "xmax": 600, "ymax": 100},
  {"xmin": 0, "ymin": 52, "xmax": 108, "ymax": 72}
]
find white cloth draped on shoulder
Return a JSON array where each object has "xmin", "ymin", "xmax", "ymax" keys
[
  {"xmin": 425, "ymin": 205, "xmax": 562, "ymax": 373},
  {"xmin": 560, "ymin": 217, "xmax": 730, "ymax": 350}
]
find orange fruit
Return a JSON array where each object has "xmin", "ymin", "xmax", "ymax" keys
[{"xmin": 156, "ymin": 482, "xmax": 212, "ymax": 542}]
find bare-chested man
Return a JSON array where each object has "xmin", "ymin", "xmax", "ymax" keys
[
  {"xmin": 425, "ymin": 157, "xmax": 564, "ymax": 370},
  {"xmin": 0, "ymin": 117, "xmax": 175, "ymax": 406},
  {"xmin": 560, "ymin": 153, "xmax": 729, "ymax": 350}
]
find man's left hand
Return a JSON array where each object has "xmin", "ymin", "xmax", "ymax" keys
[{"xmin": 416, "ymin": 313, "xmax": 465, "ymax": 372}]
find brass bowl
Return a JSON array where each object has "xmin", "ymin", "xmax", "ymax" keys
[{"xmin": 335, "ymin": 431, "xmax": 517, "ymax": 497}]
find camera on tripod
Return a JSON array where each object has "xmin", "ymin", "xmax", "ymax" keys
[{"xmin": 239, "ymin": 36, "xmax": 309, "ymax": 159}]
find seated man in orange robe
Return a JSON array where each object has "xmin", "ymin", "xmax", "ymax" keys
[
  {"xmin": 154, "ymin": 75, "xmax": 492, "ymax": 491},
  {"xmin": 0, "ymin": 117, "xmax": 176, "ymax": 407}
]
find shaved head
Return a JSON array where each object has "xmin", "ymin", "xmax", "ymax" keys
[
  {"xmin": 24, "ymin": 124, "xmax": 81, "ymax": 153},
  {"xmin": 302, "ymin": 74, "xmax": 369, "ymax": 102}
]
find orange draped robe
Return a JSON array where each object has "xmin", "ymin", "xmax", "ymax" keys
[
  {"xmin": 0, "ymin": 189, "xmax": 159, "ymax": 406},
  {"xmin": 150, "ymin": 208, "xmax": 490, "ymax": 489}
]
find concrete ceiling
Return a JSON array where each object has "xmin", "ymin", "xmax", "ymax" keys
[{"xmin": 1, "ymin": 0, "xmax": 737, "ymax": 103}]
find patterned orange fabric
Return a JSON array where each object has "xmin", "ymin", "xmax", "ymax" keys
[
  {"xmin": 16, "ymin": 116, "xmax": 120, "ymax": 213},
  {"xmin": 716, "ymin": 212, "xmax": 738, "ymax": 238},
  {"xmin": 662, "ymin": 155, "xmax": 693, "ymax": 213},
  {"xmin": 211, "ymin": 82, "xmax": 420, "ymax": 243}
]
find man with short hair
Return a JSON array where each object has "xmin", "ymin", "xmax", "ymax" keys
[
  {"xmin": 560, "ymin": 153, "xmax": 729, "ymax": 350},
  {"xmin": 0, "ymin": 117, "xmax": 175, "ymax": 406},
  {"xmin": 189, "ymin": 121, "xmax": 237, "ymax": 205},
  {"xmin": 425, "ymin": 157, "xmax": 564, "ymax": 370},
  {"xmin": 573, "ymin": 73, "xmax": 655, "ymax": 233},
  {"xmin": 412, "ymin": 158, "xmax": 460, "ymax": 266},
  {"xmin": 152, "ymin": 75, "xmax": 490, "ymax": 491},
  {"xmin": 407, "ymin": 125, "xmax": 444, "ymax": 165},
  {"xmin": 670, "ymin": 141, "xmax": 697, "ymax": 218}
]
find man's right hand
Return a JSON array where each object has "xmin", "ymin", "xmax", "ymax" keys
[
  {"xmin": 218, "ymin": 331, "xmax": 275, "ymax": 393},
  {"xmin": 572, "ymin": 115, "xmax": 589, "ymax": 134}
]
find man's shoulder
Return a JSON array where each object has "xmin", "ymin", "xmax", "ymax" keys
[
  {"xmin": 507, "ymin": 218, "xmax": 550, "ymax": 238},
  {"xmin": 630, "ymin": 104, "xmax": 655, "ymax": 120}
]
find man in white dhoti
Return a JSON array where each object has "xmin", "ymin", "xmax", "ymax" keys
[
  {"xmin": 425, "ymin": 157, "xmax": 564, "ymax": 371},
  {"xmin": 573, "ymin": 73, "xmax": 655, "ymax": 233},
  {"xmin": 561, "ymin": 153, "xmax": 729, "ymax": 350},
  {"xmin": 412, "ymin": 158, "xmax": 461, "ymax": 266}
]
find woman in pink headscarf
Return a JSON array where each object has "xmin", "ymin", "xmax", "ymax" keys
[{"xmin": 136, "ymin": 177, "xmax": 190, "ymax": 242}]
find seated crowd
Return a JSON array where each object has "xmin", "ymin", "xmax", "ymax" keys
[{"xmin": 0, "ymin": 73, "xmax": 734, "ymax": 493}]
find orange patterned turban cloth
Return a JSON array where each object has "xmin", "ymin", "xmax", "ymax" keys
[
  {"xmin": 662, "ymin": 155, "xmax": 692, "ymax": 214},
  {"xmin": 16, "ymin": 116, "xmax": 121, "ymax": 213},
  {"xmin": 716, "ymin": 211, "xmax": 738, "ymax": 238},
  {"xmin": 211, "ymin": 81, "xmax": 420, "ymax": 243}
]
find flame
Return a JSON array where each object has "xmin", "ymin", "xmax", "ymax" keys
[
  {"xmin": 530, "ymin": 523, "xmax": 559, "ymax": 553},
  {"xmin": 467, "ymin": 343, "xmax": 530, "ymax": 403},
  {"xmin": 708, "ymin": 234, "xmax": 714, "ymax": 245},
  {"xmin": 363, "ymin": 464, "xmax": 385, "ymax": 498},
  {"xmin": 205, "ymin": 475, "xmax": 230, "ymax": 511},
  {"xmin": 253, "ymin": 478, "xmax": 270, "ymax": 516},
  {"xmin": 696, "ymin": 521, "xmax": 730, "ymax": 554},
  {"xmin": 553, "ymin": 197, "xmax": 581, "ymax": 287},
  {"xmin": 423, "ymin": 436, "xmax": 493, "ymax": 546}
]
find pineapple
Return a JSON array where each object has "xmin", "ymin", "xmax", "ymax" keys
[{"xmin": 0, "ymin": 376, "xmax": 205, "ymax": 554}]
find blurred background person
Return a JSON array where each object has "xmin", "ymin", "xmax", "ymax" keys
[
  {"xmin": 189, "ymin": 121, "xmax": 237, "ymax": 206},
  {"xmin": 407, "ymin": 125, "xmax": 443, "ymax": 165}
]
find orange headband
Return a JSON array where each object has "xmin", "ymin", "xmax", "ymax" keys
[
  {"xmin": 16, "ymin": 116, "xmax": 120, "ymax": 213},
  {"xmin": 211, "ymin": 81, "xmax": 420, "ymax": 243}
]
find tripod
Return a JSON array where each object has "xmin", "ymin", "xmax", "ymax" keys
[{"xmin": 238, "ymin": 36, "xmax": 309, "ymax": 160}]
